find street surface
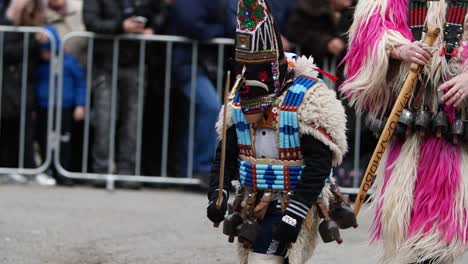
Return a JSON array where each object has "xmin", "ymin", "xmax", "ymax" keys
[{"xmin": 0, "ymin": 185, "xmax": 467, "ymax": 264}]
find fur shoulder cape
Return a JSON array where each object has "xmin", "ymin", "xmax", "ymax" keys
[{"xmin": 216, "ymin": 56, "xmax": 347, "ymax": 167}]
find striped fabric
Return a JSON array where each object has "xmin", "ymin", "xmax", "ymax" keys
[
  {"xmin": 232, "ymin": 93, "xmax": 255, "ymax": 157},
  {"xmin": 239, "ymin": 160, "xmax": 305, "ymax": 191},
  {"xmin": 279, "ymin": 76, "xmax": 316, "ymax": 160}
]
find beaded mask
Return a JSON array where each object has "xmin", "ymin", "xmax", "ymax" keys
[{"xmin": 233, "ymin": 0, "xmax": 287, "ymax": 124}]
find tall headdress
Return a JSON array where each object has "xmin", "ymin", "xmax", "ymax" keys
[{"xmin": 234, "ymin": 0, "xmax": 286, "ymax": 123}]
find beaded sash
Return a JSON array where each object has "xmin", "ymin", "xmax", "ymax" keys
[
  {"xmin": 232, "ymin": 75, "xmax": 318, "ymax": 191},
  {"xmin": 239, "ymin": 160, "xmax": 305, "ymax": 190}
]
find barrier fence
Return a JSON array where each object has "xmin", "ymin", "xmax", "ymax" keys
[
  {"xmin": 0, "ymin": 26, "xmax": 362, "ymax": 193},
  {"xmin": 0, "ymin": 26, "xmax": 56, "ymax": 176}
]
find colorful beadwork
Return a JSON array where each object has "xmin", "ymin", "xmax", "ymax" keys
[
  {"xmin": 233, "ymin": 75, "xmax": 318, "ymax": 191},
  {"xmin": 271, "ymin": 61, "xmax": 281, "ymax": 93},
  {"xmin": 240, "ymin": 92, "xmax": 277, "ymax": 117},
  {"xmin": 238, "ymin": 0, "xmax": 267, "ymax": 31},
  {"xmin": 279, "ymin": 76, "xmax": 317, "ymax": 160},
  {"xmin": 239, "ymin": 160, "xmax": 304, "ymax": 191},
  {"xmin": 232, "ymin": 93, "xmax": 254, "ymax": 157}
]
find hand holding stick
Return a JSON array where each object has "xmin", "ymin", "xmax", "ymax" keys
[
  {"xmin": 214, "ymin": 71, "xmax": 231, "ymax": 228},
  {"xmin": 353, "ymin": 27, "xmax": 441, "ymax": 216}
]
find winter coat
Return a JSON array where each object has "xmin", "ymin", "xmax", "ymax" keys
[
  {"xmin": 0, "ymin": 14, "xmax": 39, "ymax": 119},
  {"xmin": 268, "ymin": 0, "xmax": 297, "ymax": 32},
  {"xmin": 285, "ymin": 0, "xmax": 354, "ymax": 66},
  {"xmin": 36, "ymin": 54, "xmax": 86, "ymax": 110},
  {"xmin": 83, "ymin": 0, "xmax": 164, "ymax": 67},
  {"xmin": 166, "ymin": 0, "xmax": 237, "ymax": 83}
]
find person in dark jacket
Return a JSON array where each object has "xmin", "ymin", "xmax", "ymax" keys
[
  {"xmin": 268, "ymin": 0, "xmax": 297, "ymax": 52},
  {"xmin": 268, "ymin": 0, "xmax": 297, "ymax": 32},
  {"xmin": 0, "ymin": 0, "xmax": 44, "ymax": 182},
  {"xmin": 207, "ymin": 1, "xmax": 349, "ymax": 262},
  {"xmin": 35, "ymin": 25, "xmax": 86, "ymax": 186},
  {"xmin": 286, "ymin": 0, "xmax": 375, "ymax": 189},
  {"xmin": 83, "ymin": 0, "xmax": 163, "ymax": 189},
  {"xmin": 285, "ymin": 0, "xmax": 353, "ymax": 68},
  {"xmin": 166, "ymin": 0, "xmax": 236, "ymax": 179}
]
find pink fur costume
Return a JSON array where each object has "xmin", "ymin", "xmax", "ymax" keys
[{"xmin": 342, "ymin": 0, "xmax": 468, "ymax": 263}]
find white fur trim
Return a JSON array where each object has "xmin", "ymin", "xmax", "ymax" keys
[
  {"xmin": 394, "ymin": 145, "xmax": 468, "ymax": 264},
  {"xmin": 298, "ymin": 83, "xmax": 348, "ymax": 166},
  {"xmin": 287, "ymin": 213, "xmax": 319, "ymax": 264},
  {"xmin": 215, "ymin": 102, "xmax": 234, "ymax": 141},
  {"xmin": 293, "ymin": 56, "xmax": 319, "ymax": 79},
  {"xmin": 342, "ymin": 30, "xmax": 411, "ymax": 116},
  {"xmin": 376, "ymin": 135, "xmax": 421, "ymax": 263},
  {"xmin": 348, "ymin": 0, "xmax": 389, "ymax": 45}
]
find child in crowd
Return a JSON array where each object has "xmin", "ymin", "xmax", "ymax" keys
[{"xmin": 35, "ymin": 25, "xmax": 86, "ymax": 186}]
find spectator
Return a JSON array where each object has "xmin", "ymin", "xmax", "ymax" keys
[
  {"xmin": 286, "ymin": 0, "xmax": 373, "ymax": 188},
  {"xmin": 45, "ymin": 0, "xmax": 86, "ymax": 63},
  {"xmin": 35, "ymin": 25, "xmax": 86, "ymax": 187},
  {"xmin": 268, "ymin": 0, "xmax": 297, "ymax": 52},
  {"xmin": 166, "ymin": 0, "xmax": 236, "ymax": 180},
  {"xmin": 83, "ymin": 0, "xmax": 162, "ymax": 189},
  {"xmin": 285, "ymin": 0, "xmax": 353, "ymax": 68},
  {"xmin": 0, "ymin": 0, "xmax": 45, "ymax": 183}
]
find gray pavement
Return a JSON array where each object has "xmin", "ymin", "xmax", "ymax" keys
[{"xmin": 0, "ymin": 185, "xmax": 467, "ymax": 264}]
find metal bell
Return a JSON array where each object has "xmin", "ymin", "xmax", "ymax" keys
[
  {"xmin": 432, "ymin": 111, "xmax": 449, "ymax": 137},
  {"xmin": 398, "ymin": 109, "xmax": 416, "ymax": 128},
  {"xmin": 237, "ymin": 220, "xmax": 260, "ymax": 249},
  {"xmin": 395, "ymin": 109, "xmax": 415, "ymax": 137},
  {"xmin": 365, "ymin": 115, "xmax": 385, "ymax": 136},
  {"xmin": 414, "ymin": 110, "xmax": 431, "ymax": 132},
  {"xmin": 328, "ymin": 185, "xmax": 358, "ymax": 230},
  {"xmin": 318, "ymin": 219, "xmax": 343, "ymax": 244},
  {"xmin": 329, "ymin": 204, "xmax": 358, "ymax": 230},
  {"xmin": 450, "ymin": 119, "xmax": 465, "ymax": 144},
  {"xmin": 223, "ymin": 212, "xmax": 243, "ymax": 243}
]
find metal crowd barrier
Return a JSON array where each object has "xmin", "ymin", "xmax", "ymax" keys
[
  {"xmin": 0, "ymin": 26, "xmax": 363, "ymax": 193},
  {"xmin": 0, "ymin": 26, "xmax": 56, "ymax": 176},
  {"xmin": 54, "ymin": 32, "xmax": 236, "ymax": 189}
]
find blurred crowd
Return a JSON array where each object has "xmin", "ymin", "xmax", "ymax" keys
[{"xmin": 0, "ymin": 0, "xmax": 364, "ymax": 189}]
